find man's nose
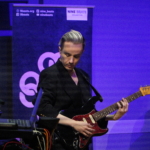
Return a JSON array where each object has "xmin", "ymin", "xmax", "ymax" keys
[{"xmin": 69, "ymin": 56, "xmax": 74, "ymax": 63}]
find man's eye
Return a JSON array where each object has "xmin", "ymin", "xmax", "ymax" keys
[
  {"xmin": 65, "ymin": 53, "xmax": 70, "ymax": 57},
  {"xmin": 74, "ymin": 55, "xmax": 80, "ymax": 58}
]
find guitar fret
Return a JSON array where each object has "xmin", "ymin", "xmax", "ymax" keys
[
  {"xmin": 136, "ymin": 91, "xmax": 141, "ymax": 98},
  {"xmin": 126, "ymin": 91, "xmax": 141, "ymax": 103},
  {"xmin": 92, "ymin": 90, "xmax": 143, "ymax": 122}
]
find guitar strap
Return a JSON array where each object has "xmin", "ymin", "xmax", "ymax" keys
[{"xmin": 78, "ymin": 69, "xmax": 103, "ymax": 102}]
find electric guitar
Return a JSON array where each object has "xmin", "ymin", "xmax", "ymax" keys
[{"xmin": 57, "ymin": 86, "xmax": 150, "ymax": 150}]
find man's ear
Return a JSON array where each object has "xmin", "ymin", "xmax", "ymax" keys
[{"xmin": 59, "ymin": 46, "xmax": 62, "ymax": 52}]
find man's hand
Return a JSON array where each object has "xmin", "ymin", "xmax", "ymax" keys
[
  {"xmin": 57, "ymin": 114, "xmax": 94, "ymax": 137},
  {"xmin": 106, "ymin": 98, "xmax": 129, "ymax": 120},
  {"xmin": 114, "ymin": 98, "xmax": 129, "ymax": 120},
  {"xmin": 71, "ymin": 121, "xmax": 95, "ymax": 137}
]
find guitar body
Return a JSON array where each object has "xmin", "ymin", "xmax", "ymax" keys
[
  {"xmin": 73, "ymin": 109, "xmax": 108, "ymax": 149},
  {"xmin": 57, "ymin": 109, "xmax": 108, "ymax": 150}
]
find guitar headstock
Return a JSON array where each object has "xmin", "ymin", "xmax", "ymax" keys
[{"xmin": 140, "ymin": 86, "xmax": 150, "ymax": 96}]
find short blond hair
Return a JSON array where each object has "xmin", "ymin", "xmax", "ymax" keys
[{"xmin": 58, "ymin": 30, "xmax": 85, "ymax": 50}]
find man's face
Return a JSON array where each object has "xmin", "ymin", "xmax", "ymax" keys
[{"xmin": 59, "ymin": 41, "xmax": 83, "ymax": 72}]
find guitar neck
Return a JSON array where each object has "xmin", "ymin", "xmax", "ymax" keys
[{"xmin": 92, "ymin": 91, "xmax": 142, "ymax": 122}]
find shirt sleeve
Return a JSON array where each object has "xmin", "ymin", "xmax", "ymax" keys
[{"xmin": 37, "ymin": 69, "xmax": 59, "ymax": 118}]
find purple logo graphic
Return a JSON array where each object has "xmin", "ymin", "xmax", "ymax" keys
[{"xmin": 19, "ymin": 52, "xmax": 60, "ymax": 108}]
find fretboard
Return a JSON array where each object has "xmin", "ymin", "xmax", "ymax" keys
[{"xmin": 92, "ymin": 91, "xmax": 142, "ymax": 121}]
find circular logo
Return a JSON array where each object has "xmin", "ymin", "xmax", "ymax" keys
[{"xmin": 19, "ymin": 52, "xmax": 60, "ymax": 108}]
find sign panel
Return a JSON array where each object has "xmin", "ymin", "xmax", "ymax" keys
[{"xmin": 12, "ymin": 5, "xmax": 93, "ymax": 119}]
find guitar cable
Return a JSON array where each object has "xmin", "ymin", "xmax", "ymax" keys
[
  {"xmin": 54, "ymin": 129, "xmax": 70, "ymax": 150},
  {"xmin": 2, "ymin": 140, "xmax": 33, "ymax": 150}
]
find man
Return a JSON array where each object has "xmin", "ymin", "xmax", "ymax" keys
[{"xmin": 37, "ymin": 30, "xmax": 128, "ymax": 150}]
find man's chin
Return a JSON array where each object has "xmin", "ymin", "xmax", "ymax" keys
[{"xmin": 65, "ymin": 66, "xmax": 74, "ymax": 71}]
